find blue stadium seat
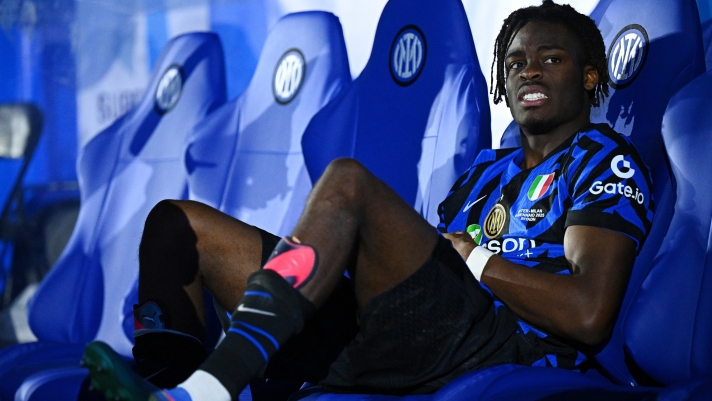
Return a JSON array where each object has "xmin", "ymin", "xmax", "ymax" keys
[
  {"xmin": 586, "ymin": 0, "xmax": 706, "ymax": 385},
  {"xmin": 0, "ymin": 32, "xmax": 226, "ymax": 400},
  {"xmin": 697, "ymin": 0, "xmax": 712, "ymax": 69},
  {"xmin": 623, "ymin": 69, "xmax": 712, "ymax": 387},
  {"xmin": 115, "ymin": 11, "xmax": 349, "ymax": 399},
  {"xmin": 498, "ymin": 120, "xmax": 519, "ymax": 148},
  {"xmin": 588, "ymin": 0, "xmax": 704, "ymax": 193},
  {"xmin": 185, "ymin": 11, "xmax": 351, "ymax": 236},
  {"xmin": 294, "ymin": 365, "xmax": 707, "ymax": 401},
  {"xmin": 300, "ymin": 0, "xmax": 491, "ymax": 225}
]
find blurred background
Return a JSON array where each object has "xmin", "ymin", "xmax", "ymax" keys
[{"xmin": 0, "ymin": 0, "xmax": 710, "ymax": 348}]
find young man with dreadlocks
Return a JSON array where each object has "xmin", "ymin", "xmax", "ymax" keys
[{"xmin": 83, "ymin": 1, "xmax": 653, "ymax": 400}]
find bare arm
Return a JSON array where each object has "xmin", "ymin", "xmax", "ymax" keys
[{"xmin": 444, "ymin": 225, "xmax": 636, "ymax": 346}]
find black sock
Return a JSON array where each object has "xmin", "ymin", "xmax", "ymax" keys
[{"xmin": 199, "ymin": 269, "xmax": 315, "ymax": 399}]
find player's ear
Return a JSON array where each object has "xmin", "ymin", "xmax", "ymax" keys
[{"xmin": 583, "ymin": 65, "xmax": 598, "ymax": 91}]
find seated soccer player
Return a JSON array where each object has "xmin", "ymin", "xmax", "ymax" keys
[{"xmin": 82, "ymin": 1, "xmax": 654, "ymax": 400}]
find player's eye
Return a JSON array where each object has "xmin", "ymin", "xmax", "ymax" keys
[
  {"xmin": 508, "ymin": 61, "xmax": 525, "ymax": 70},
  {"xmin": 543, "ymin": 57, "xmax": 561, "ymax": 64}
]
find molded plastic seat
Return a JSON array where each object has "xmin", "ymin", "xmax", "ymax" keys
[
  {"xmin": 0, "ymin": 32, "xmax": 226, "ymax": 401},
  {"xmin": 586, "ymin": 0, "xmax": 705, "ymax": 384},
  {"xmin": 588, "ymin": 0, "xmax": 704, "ymax": 192},
  {"xmin": 623, "ymin": 69, "xmax": 712, "ymax": 386},
  {"xmin": 185, "ymin": 11, "xmax": 350, "ymax": 236},
  {"xmin": 294, "ymin": 364, "xmax": 707, "ymax": 401},
  {"xmin": 699, "ymin": 0, "xmax": 712, "ymax": 70},
  {"xmin": 301, "ymin": 0, "xmax": 491, "ymax": 225}
]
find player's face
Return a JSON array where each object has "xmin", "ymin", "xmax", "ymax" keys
[{"xmin": 504, "ymin": 21, "xmax": 597, "ymax": 135}]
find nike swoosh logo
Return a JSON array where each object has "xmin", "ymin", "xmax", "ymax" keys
[
  {"xmin": 236, "ymin": 304, "xmax": 276, "ymax": 316},
  {"xmin": 463, "ymin": 195, "xmax": 487, "ymax": 212},
  {"xmin": 144, "ymin": 367, "xmax": 168, "ymax": 381}
]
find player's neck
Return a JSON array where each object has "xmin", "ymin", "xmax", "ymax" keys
[{"xmin": 518, "ymin": 115, "xmax": 590, "ymax": 170}]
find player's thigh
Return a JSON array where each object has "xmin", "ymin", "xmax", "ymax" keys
[
  {"xmin": 349, "ymin": 169, "xmax": 439, "ymax": 307},
  {"xmin": 169, "ymin": 200, "xmax": 270, "ymax": 310}
]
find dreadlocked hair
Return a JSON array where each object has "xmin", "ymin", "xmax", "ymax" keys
[{"xmin": 490, "ymin": 0, "xmax": 609, "ymax": 107}]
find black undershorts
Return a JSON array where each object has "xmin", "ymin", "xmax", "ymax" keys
[{"xmin": 255, "ymin": 229, "xmax": 521, "ymax": 395}]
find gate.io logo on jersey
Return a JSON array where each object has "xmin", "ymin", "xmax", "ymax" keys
[
  {"xmin": 607, "ymin": 24, "xmax": 648, "ymax": 89},
  {"xmin": 155, "ymin": 65, "xmax": 184, "ymax": 114},
  {"xmin": 390, "ymin": 26, "xmax": 427, "ymax": 86},
  {"xmin": 273, "ymin": 49, "xmax": 306, "ymax": 104},
  {"xmin": 589, "ymin": 155, "xmax": 643, "ymax": 204},
  {"xmin": 611, "ymin": 155, "xmax": 635, "ymax": 179}
]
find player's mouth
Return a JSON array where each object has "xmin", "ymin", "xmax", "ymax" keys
[{"xmin": 518, "ymin": 86, "xmax": 549, "ymax": 107}]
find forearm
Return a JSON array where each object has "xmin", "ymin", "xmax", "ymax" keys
[
  {"xmin": 446, "ymin": 226, "xmax": 635, "ymax": 346},
  {"xmin": 480, "ymin": 255, "xmax": 614, "ymax": 346}
]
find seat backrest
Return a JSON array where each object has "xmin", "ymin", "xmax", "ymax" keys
[
  {"xmin": 622, "ymin": 69, "xmax": 712, "ymax": 385},
  {"xmin": 301, "ymin": 0, "xmax": 491, "ymax": 225},
  {"xmin": 578, "ymin": 0, "xmax": 705, "ymax": 384},
  {"xmin": 698, "ymin": 0, "xmax": 712, "ymax": 70},
  {"xmin": 27, "ymin": 32, "xmax": 226, "ymax": 357},
  {"xmin": 498, "ymin": 120, "xmax": 520, "ymax": 149},
  {"xmin": 185, "ymin": 11, "xmax": 350, "ymax": 236},
  {"xmin": 589, "ymin": 0, "xmax": 704, "ymax": 200}
]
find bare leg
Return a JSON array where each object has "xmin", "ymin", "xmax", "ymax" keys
[
  {"xmin": 83, "ymin": 201, "xmax": 275, "ymax": 398},
  {"xmin": 83, "ymin": 158, "xmax": 443, "ymax": 401},
  {"xmin": 293, "ymin": 158, "xmax": 439, "ymax": 311},
  {"xmin": 189, "ymin": 158, "xmax": 441, "ymax": 399},
  {"xmin": 138, "ymin": 199, "xmax": 266, "ymax": 341},
  {"xmin": 138, "ymin": 156, "xmax": 438, "ymax": 336}
]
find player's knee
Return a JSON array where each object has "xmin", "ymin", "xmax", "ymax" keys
[
  {"xmin": 144, "ymin": 200, "xmax": 185, "ymax": 233},
  {"xmin": 320, "ymin": 158, "xmax": 371, "ymax": 199},
  {"xmin": 325, "ymin": 158, "xmax": 367, "ymax": 176},
  {"xmin": 140, "ymin": 200, "xmax": 198, "ymax": 264}
]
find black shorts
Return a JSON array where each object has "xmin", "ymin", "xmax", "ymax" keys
[{"xmin": 256, "ymin": 229, "xmax": 521, "ymax": 395}]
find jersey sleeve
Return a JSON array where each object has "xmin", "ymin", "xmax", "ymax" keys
[{"xmin": 564, "ymin": 134, "xmax": 654, "ymax": 251}]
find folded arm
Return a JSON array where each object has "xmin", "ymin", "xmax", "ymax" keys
[{"xmin": 444, "ymin": 225, "xmax": 636, "ymax": 346}]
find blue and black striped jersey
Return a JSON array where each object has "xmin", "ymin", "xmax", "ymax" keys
[{"xmin": 437, "ymin": 123, "xmax": 654, "ymax": 369}]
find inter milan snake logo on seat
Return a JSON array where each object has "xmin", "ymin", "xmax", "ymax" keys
[
  {"xmin": 607, "ymin": 24, "xmax": 648, "ymax": 89},
  {"xmin": 155, "ymin": 65, "xmax": 184, "ymax": 114},
  {"xmin": 389, "ymin": 26, "xmax": 427, "ymax": 86},
  {"xmin": 273, "ymin": 49, "xmax": 306, "ymax": 104}
]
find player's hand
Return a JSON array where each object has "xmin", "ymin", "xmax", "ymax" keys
[{"xmin": 442, "ymin": 231, "xmax": 477, "ymax": 261}]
